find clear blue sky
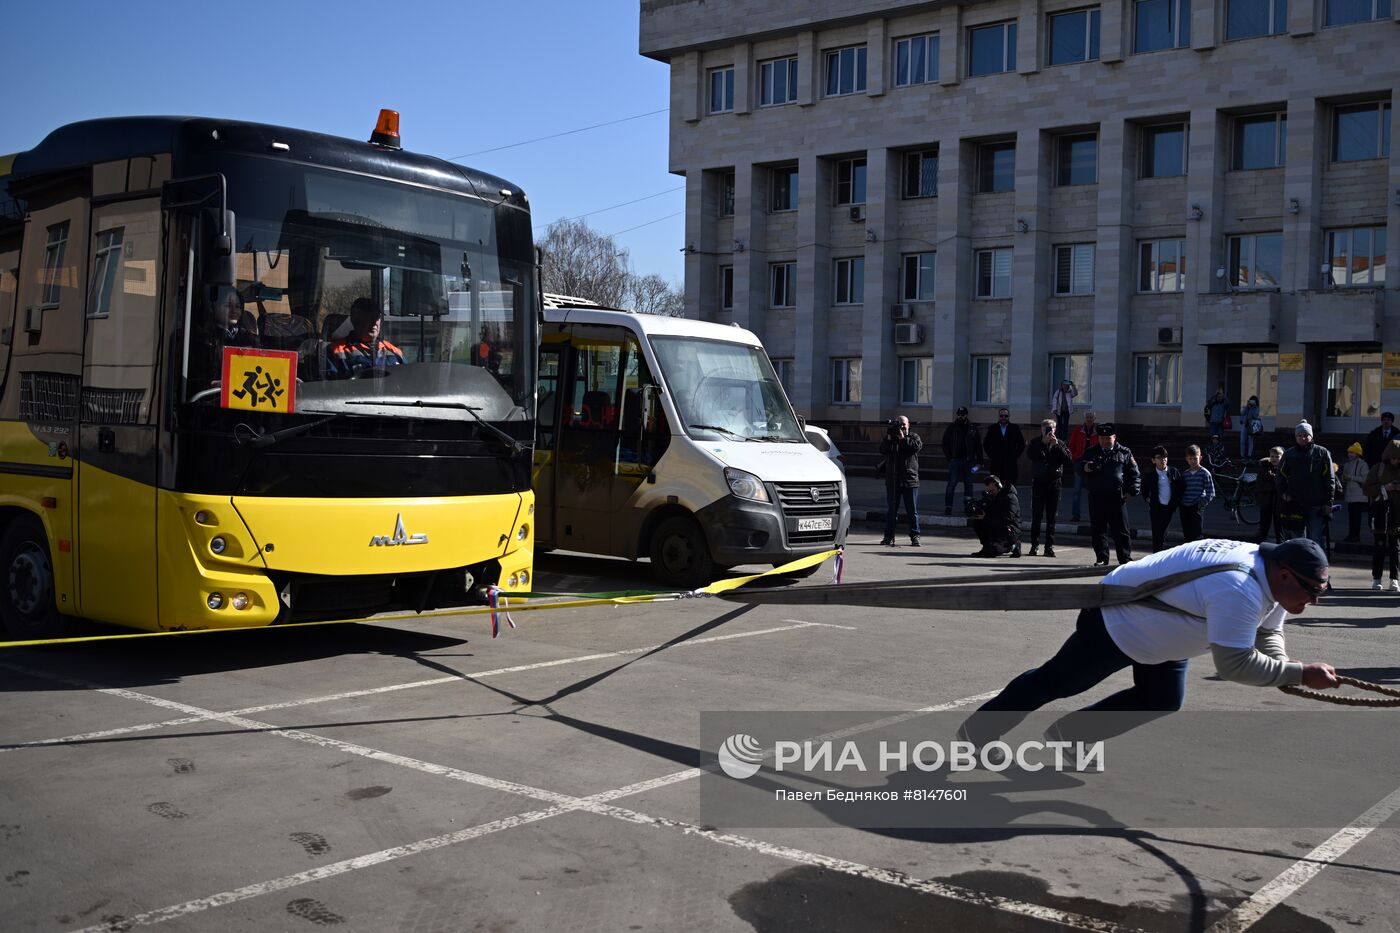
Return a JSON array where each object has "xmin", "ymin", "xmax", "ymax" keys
[{"xmin": 0, "ymin": 0, "xmax": 683, "ymax": 283}]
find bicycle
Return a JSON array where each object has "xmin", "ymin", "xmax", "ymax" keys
[{"xmin": 1214, "ymin": 463, "xmax": 1259, "ymax": 525}]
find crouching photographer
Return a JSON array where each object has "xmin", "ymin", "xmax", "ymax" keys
[{"xmin": 969, "ymin": 474, "xmax": 1021, "ymax": 558}]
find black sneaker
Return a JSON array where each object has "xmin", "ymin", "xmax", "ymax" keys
[
  {"xmin": 1010, "ymin": 544, "xmax": 1022, "ymax": 558},
  {"xmin": 1028, "ymin": 545, "xmax": 1039, "ymax": 556},
  {"xmin": 879, "ymin": 538, "xmax": 895, "ymax": 546},
  {"xmin": 1093, "ymin": 559, "xmax": 1110, "ymax": 567},
  {"xmin": 910, "ymin": 537, "xmax": 922, "ymax": 547},
  {"xmin": 1044, "ymin": 546, "xmax": 1056, "ymax": 558}
]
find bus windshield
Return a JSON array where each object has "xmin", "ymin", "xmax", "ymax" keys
[
  {"xmin": 187, "ymin": 156, "xmax": 536, "ymax": 423},
  {"xmin": 648, "ymin": 335, "xmax": 804, "ymax": 442}
]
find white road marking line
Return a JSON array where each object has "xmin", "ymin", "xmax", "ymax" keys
[
  {"xmin": 54, "ymin": 680, "xmax": 1124, "ymax": 933},
  {"xmin": 1205, "ymin": 785, "xmax": 1400, "ymax": 932},
  {"xmin": 2, "ymin": 621, "xmax": 834, "ymax": 753},
  {"xmin": 780, "ymin": 618, "xmax": 859, "ymax": 630}
]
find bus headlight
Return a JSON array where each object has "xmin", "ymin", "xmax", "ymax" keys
[
  {"xmin": 516, "ymin": 524, "xmax": 529, "ymax": 541},
  {"xmin": 724, "ymin": 468, "xmax": 770, "ymax": 502},
  {"xmin": 210, "ymin": 536, "xmax": 227, "ymax": 555},
  {"xmin": 207, "ymin": 593, "xmax": 224, "ymax": 610},
  {"xmin": 231, "ymin": 593, "xmax": 250, "ymax": 611},
  {"xmin": 519, "ymin": 569, "xmax": 529, "ymax": 585}
]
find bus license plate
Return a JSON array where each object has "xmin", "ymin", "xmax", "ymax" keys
[{"xmin": 797, "ymin": 517, "xmax": 833, "ymax": 532}]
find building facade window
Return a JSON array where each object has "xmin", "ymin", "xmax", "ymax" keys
[
  {"xmin": 903, "ymin": 149, "xmax": 938, "ymax": 198},
  {"xmin": 1332, "ymin": 103, "xmax": 1392, "ymax": 162},
  {"xmin": 1139, "ymin": 239, "xmax": 1187, "ymax": 292},
  {"xmin": 772, "ymin": 358, "xmax": 795, "ymax": 394},
  {"xmin": 968, "ymin": 21, "xmax": 1018, "ymax": 76},
  {"xmin": 88, "ymin": 227, "xmax": 125, "ymax": 318},
  {"xmin": 1326, "ymin": 227, "xmax": 1388, "ymax": 287},
  {"xmin": 1229, "ymin": 233, "xmax": 1283, "ymax": 288},
  {"xmin": 978, "ymin": 141, "xmax": 1016, "ymax": 193},
  {"xmin": 1134, "ymin": 352, "xmax": 1182, "ymax": 405},
  {"xmin": 759, "ymin": 57, "xmax": 798, "ymax": 106},
  {"xmin": 1056, "ymin": 133, "xmax": 1098, "ymax": 185},
  {"xmin": 770, "ymin": 262, "xmax": 797, "ymax": 307},
  {"xmin": 719, "ymin": 265, "xmax": 734, "ymax": 310},
  {"xmin": 1226, "ymin": 0, "xmax": 1288, "ymax": 39},
  {"xmin": 1054, "ymin": 244, "xmax": 1096, "ymax": 295},
  {"xmin": 1048, "ymin": 8, "xmax": 1101, "ymax": 65},
  {"xmin": 1050, "ymin": 354, "xmax": 1093, "ymax": 404},
  {"xmin": 973, "ymin": 355, "xmax": 1010, "ymax": 404},
  {"xmin": 1326, "ymin": 0, "xmax": 1392, "ymax": 26},
  {"xmin": 1233, "ymin": 113, "xmax": 1286, "ymax": 169},
  {"xmin": 1135, "ymin": 0, "xmax": 1191, "ymax": 52},
  {"xmin": 770, "ymin": 165, "xmax": 798, "ymax": 212},
  {"xmin": 894, "ymin": 34, "xmax": 940, "ymax": 86},
  {"xmin": 835, "ymin": 158, "xmax": 867, "ymax": 205},
  {"xmin": 1226, "ymin": 351, "xmax": 1279, "ymax": 417},
  {"xmin": 975, "ymin": 247, "xmax": 1014, "ymax": 298},
  {"xmin": 719, "ymin": 171, "xmax": 735, "ymax": 217},
  {"xmin": 1141, "ymin": 123, "xmax": 1187, "ymax": 177},
  {"xmin": 708, "ymin": 66, "xmax": 735, "ymax": 113},
  {"xmin": 831, "ymin": 357, "xmax": 863, "ymax": 404},
  {"xmin": 825, "ymin": 45, "xmax": 867, "ymax": 96},
  {"xmin": 900, "ymin": 358, "xmax": 934, "ymax": 405},
  {"xmin": 902, "ymin": 252, "xmax": 937, "ymax": 301},
  {"xmin": 41, "ymin": 222, "xmax": 70, "ymax": 308},
  {"xmin": 834, "ymin": 257, "xmax": 865, "ymax": 304}
]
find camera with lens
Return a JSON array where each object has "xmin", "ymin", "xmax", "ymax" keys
[
  {"xmin": 885, "ymin": 419, "xmax": 903, "ymax": 437},
  {"xmin": 964, "ymin": 495, "xmax": 986, "ymax": 518}
]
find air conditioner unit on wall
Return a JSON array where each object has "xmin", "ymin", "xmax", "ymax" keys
[
  {"xmin": 893, "ymin": 323, "xmax": 924, "ymax": 345},
  {"xmin": 1158, "ymin": 326, "xmax": 1182, "ymax": 345},
  {"xmin": 849, "ymin": 205, "xmax": 865, "ymax": 222},
  {"xmin": 890, "ymin": 303, "xmax": 912, "ymax": 320}
]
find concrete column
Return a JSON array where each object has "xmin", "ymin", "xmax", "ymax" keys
[
  {"xmin": 1100, "ymin": 0, "xmax": 1125, "ymax": 63},
  {"xmin": 1381, "ymin": 83, "xmax": 1400, "ymax": 414},
  {"xmin": 1182, "ymin": 109, "xmax": 1226, "ymax": 428},
  {"xmin": 683, "ymin": 172, "xmax": 708, "ymax": 321},
  {"xmin": 1009, "ymin": 128, "xmax": 1050, "ymax": 423},
  {"xmin": 1278, "ymin": 98, "xmax": 1327, "ymax": 425},
  {"xmin": 734, "ymin": 42, "xmax": 753, "ymax": 115},
  {"xmin": 1092, "ymin": 119, "xmax": 1133, "ymax": 423},
  {"xmin": 680, "ymin": 52, "xmax": 701, "ymax": 124},
  {"xmin": 860, "ymin": 147, "xmax": 899, "ymax": 421},
  {"xmin": 1017, "ymin": 0, "xmax": 1042, "ymax": 75},
  {"xmin": 939, "ymin": 5, "xmax": 963, "ymax": 86},
  {"xmin": 794, "ymin": 154, "xmax": 832, "ymax": 416},
  {"xmin": 932, "ymin": 139, "xmax": 973, "ymax": 413},
  {"xmin": 1190, "ymin": 0, "xmax": 1217, "ymax": 51},
  {"xmin": 733, "ymin": 163, "xmax": 767, "ymax": 338},
  {"xmin": 1288, "ymin": 0, "xmax": 1316, "ymax": 36},
  {"xmin": 866, "ymin": 19, "xmax": 887, "ymax": 97},
  {"xmin": 798, "ymin": 31, "xmax": 817, "ymax": 107}
]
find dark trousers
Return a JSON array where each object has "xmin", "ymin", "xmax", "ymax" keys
[
  {"xmin": 1088, "ymin": 492, "xmax": 1131, "ymax": 562},
  {"xmin": 1148, "ymin": 501, "xmax": 1177, "ymax": 552},
  {"xmin": 1347, "ymin": 502, "xmax": 1367, "ymax": 541},
  {"xmin": 1055, "ymin": 411, "xmax": 1071, "ymax": 437},
  {"xmin": 1256, "ymin": 497, "xmax": 1281, "ymax": 543},
  {"xmin": 962, "ymin": 608, "xmax": 1188, "ymax": 744},
  {"xmin": 944, "ymin": 459, "xmax": 975, "ymax": 510},
  {"xmin": 1179, "ymin": 502, "xmax": 1204, "ymax": 542},
  {"xmin": 1030, "ymin": 479, "xmax": 1061, "ymax": 547},
  {"xmin": 1373, "ymin": 532, "xmax": 1399, "ymax": 580},
  {"xmin": 883, "ymin": 485, "xmax": 921, "ymax": 541},
  {"xmin": 973, "ymin": 518, "xmax": 1018, "ymax": 554}
]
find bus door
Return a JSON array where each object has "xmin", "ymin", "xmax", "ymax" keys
[
  {"xmin": 76, "ymin": 198, "xmax": 162, "ymax": 628},
  {"xmin": 612, "ymin": 338, "xmax": 669, "ymax": 526},
  {"xmin": 532, "ymin": 337, "xmax": 565, "ymax": 546},
  {"xmin": 553, "ymin": 324, "xmax": 630, "ymax": 555}
]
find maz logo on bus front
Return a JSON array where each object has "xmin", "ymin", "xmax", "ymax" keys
[{"xmin": 370, "ymin": 514, "xmax": 429, "ymax": 547}]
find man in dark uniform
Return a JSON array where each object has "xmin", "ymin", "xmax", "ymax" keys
[
  {"xmin": 983, "ymin": 407, "xmax": 1026, "ymax": 490},
  {"xmin": 1080, "ymin": 422, "xmax": 1140, "ymax": 566}
]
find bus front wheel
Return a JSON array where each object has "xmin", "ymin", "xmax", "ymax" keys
[
  {"xmin": 0, "ymin": 516, "xmax": 65, "ymax": 639},
  {"xmin": 649, "ymin": 515, "xmax": 715, "ymax": 589}
]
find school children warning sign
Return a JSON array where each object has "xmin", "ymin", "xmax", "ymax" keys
[{"xmin": 220, "ymin": 347, "xmax": 298, "ymax": 414}]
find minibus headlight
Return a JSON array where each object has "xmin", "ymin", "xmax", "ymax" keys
[{"xmin": 724, "ymin": 468, "xmax": 770, "ymax": 503}]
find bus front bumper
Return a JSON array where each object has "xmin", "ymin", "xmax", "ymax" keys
[{"xmin": 696, "ymin": 495, "xmax": 850, "ymax": 567}]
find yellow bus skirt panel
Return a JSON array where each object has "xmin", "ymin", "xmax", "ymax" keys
[
  {"xmin": 157, "ymin": 491, "xmax": 278, "ymax": 631},
  {"xmin": 229, "ymin": 492, "xmax": 530, "ymax": 577}
]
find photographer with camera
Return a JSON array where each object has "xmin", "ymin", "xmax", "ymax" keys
[
  {"xmin": 879, "ymin": 415, "xmax": 924, "ymax": 547},
  {"xmin": 969, "ymin": 475, "xmax": 1021, "ymax": 558},
  {"xmin": 1027, "ymin": 418, "xmax": 1073, "ymax": 557}
]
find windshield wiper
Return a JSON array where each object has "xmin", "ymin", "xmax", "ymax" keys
[
  {"xmin": 242, "ymin": 413, "xmax": 344, "ymax": 450},
  {"xmin": 348, "ymin": 399, "xmax": 525, "ymax": 453},
  {"xmin": 689, "ymin": 423, "xmax": 750, "ymax": 441}
]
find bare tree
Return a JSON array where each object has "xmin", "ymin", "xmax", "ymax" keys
[
  {"xmin": 625, "ymin": 272, "xmax": 685, "ymax": 317},
  {"xmin": 537, "ymin": 218, "xmax": 630, "ymax": 308}
]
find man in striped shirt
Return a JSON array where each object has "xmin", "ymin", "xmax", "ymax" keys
[{"xmin": 1179, "ymin": 444, "xmax": 1215, "ymax": 543}]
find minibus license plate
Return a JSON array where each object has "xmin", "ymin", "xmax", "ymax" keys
[{"xmin": 797, "ymin": 517, "xmax": 833, "ymax": 532}]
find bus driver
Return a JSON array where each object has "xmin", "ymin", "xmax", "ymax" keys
[{"xmin": 325, "ymin": 298, "xmax": 405, "ymax": 378}]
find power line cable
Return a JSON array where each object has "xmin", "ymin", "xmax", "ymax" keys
[
  {"xmin": 448, "ymin": 108, "xmax": 668, "ymax": 160},
  {"xmin": 533, "ymin": 185, "xmax": 684, "ymax": 230},
  {"xmin": 607, "ymin": 210, "xmax": 685, "ymax": 238}
]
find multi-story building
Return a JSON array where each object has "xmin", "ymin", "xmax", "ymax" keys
[{"xmin": 640, "ymin": 0, "xmax": 1400, "ymax": 442}]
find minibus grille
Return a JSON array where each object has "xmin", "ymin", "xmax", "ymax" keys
[{"xmin": 772, "ymin": 482, "xmax": 842, "ymax": 544}]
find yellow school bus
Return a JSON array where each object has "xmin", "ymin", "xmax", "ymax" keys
[{"xmin": 0, "ymin": 113, "xmax": 536, "ymax": 638}]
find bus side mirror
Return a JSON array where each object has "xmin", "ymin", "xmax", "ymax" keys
[{"xmin": 210, "ymin": 209, "xmax": 236, "ymax": 288}]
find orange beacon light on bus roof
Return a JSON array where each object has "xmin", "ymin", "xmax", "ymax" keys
[{"xmin": 370, "ymin": 109, "xmax": 401, "ymax": 150}]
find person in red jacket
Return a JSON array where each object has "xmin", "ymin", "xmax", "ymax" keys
[{"xmin": 1067, "ymin": 410, "xmax": 1098, "ymax": 523}]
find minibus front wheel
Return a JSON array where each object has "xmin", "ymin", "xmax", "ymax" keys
[{"xmin": 649, "ymin": 515, "xmax": 715, "ymax": 589}]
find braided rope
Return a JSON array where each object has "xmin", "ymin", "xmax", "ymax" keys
[{"xmin": 1279, "ymin": 675, "xmax": 1400, "ymax": 708}]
